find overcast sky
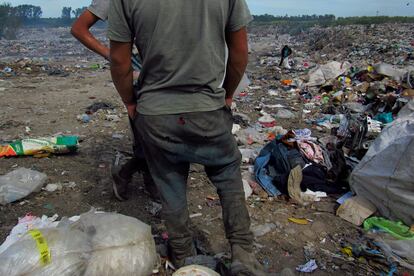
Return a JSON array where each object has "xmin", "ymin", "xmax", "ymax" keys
[{"xmin": 8, "ymin": 0, "xmax": 414, "ymax": 18}]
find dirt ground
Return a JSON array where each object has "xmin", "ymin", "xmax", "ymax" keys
[{"xmin": 0, "ymin": 26, "xmax": 412, "ymax": 275}]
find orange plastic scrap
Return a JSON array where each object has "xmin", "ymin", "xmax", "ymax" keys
[
  {"xmin": 281, "ymin": 79, "xmax": 293, "ymax": 86},
  {"xmin": 0, "ymin": 145, "xmax": 17, "ymax": 157}
]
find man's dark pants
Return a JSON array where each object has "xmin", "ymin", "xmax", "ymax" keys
[
  {"xmin": 117, "ymin": 118, "xmax": 149, "ymax": 179},
  {"xmin": 135, "ymin": 107, "xmax": 253, "ymax": 263}
]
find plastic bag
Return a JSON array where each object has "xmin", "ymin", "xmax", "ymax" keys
[
  {"xmin": 74, "ymin": 211, "xmax": 157, "ymax": 276},
  {"xmin": 275, "ymin": 109, "xmax": 295, "ymax": 119},
  {"xmin": 0, "ymin": 227, "xmax": 91, "ymax": 276},
  {"xmin": 0, "ymin": 136, "xmax": 79, "ymax": 157},
  {"xmin": 0, "ymin": 211, "xmax": 157, "ymax": 276},
  {"xmin": 234, "ymin": 74, "xmax": 250, "ymax": 97},
  {"xmin": 0, "ymin": 168, "xmax": 47, "ymax": 205},
  {"xmin": 0, "ymin": 214, "xmax": 59, "ymax": 254}
]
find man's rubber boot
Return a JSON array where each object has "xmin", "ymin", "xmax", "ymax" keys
[
  {"xmin": 165, "ymin": 208, "xmax": 196, "ymax": 269},
  {"xmin": 168, "ymin": 241, "xmax": 197, "ymax": 269},
  {"xmin": 231, "ymin": 244, "xmax": 266, "ymax": 276},
  {"xmin": 111, "ymin": 164, "xmax": 130, "ymax": 201}
]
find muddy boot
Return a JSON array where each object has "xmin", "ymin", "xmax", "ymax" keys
[
  {"xmin": 119, "ymin": 157, "xmax": 142, "ymax": 178},
  {"xmin": 168, "ymin": 241, "xmax": 197, "ymax": 269},
  {"xmin": 165, "ymin": 208, "xmax": 196, "ymax": 269},
  {"xmin": 111, "ymin": 164, "xmax": 131, "ymax": 201},
  {"xmin": 278, "ymin": 268, "xmax": 295, "ymax": 276},
  {"xmin": 231, "ymin": 244, "xmax": 266, "ymax": 276}
]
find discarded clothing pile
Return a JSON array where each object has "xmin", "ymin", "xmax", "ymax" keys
[{"xmin": 254, "ymin": 128, "xmax": 349, "ymax": 196}]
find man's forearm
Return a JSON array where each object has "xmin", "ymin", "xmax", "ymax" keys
[
  {"xmin": 223, "ymin": 57, "xmax": 247, "ymax": 100},
  {"xmin": 110, "ymin": 64, "xmax": 134, "ymax": 105},
  {"xmin": 73, "ymin": 31, "xmax": 110, "ymax": 60},
  {"xmin": 71, "ymin": 10, "xmax": 110, "ymax": 60},
  {"xmin": 223, "ymin": 28, "xmax": 249, "ymax": 100}
]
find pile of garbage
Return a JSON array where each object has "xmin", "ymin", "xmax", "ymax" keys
[{"xmin": 227, "ymin": 23, "xmax": 414, "ymax": 273}]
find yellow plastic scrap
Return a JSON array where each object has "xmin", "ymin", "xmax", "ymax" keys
[
  {"xmin": 341, "ymin": 246, "xmax": 353, "ymax": 257},
  {"xmin": 288, "ymin": 218, "xmax": 309, "ymax": 225},
  {"xmin": 367, "ymin": 65, "xmax": 374, "ymax": 72}
]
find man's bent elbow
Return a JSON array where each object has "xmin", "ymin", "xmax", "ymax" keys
[{"xmin": 70, "ymin": 23, "xmax": 82, "ymax": 40}]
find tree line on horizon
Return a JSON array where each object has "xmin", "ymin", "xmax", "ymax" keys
[{"xmin": 1, "ymin": 3, "xmax": 414, "ymax": 39}]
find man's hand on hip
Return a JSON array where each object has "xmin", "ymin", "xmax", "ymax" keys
[
  {"xmin": 126, "ymin": 103, "xmax": 137, "ymax": 119},
  {"xmin": 225, "ymin": 97, "xmax": 233, "ymax": 108}
]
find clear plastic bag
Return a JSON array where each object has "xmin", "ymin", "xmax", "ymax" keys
[
  {"xmin": 0, "ymin": 227, "xmax": 91, "ymax": 276},
  {"xmin": 0, "ymin": 168, "xmax": 47, "ymax": 205},
  {"xmin": 0, "ymin": 211, "xmax": 157, "ymax": 276},
  {"xmin": 74, "ymin": 211, "xmax": 157, "ymax": 276}
]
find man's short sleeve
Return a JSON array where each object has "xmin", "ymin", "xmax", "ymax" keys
[
  {"xmin": 87, "ymin": 0, "xmax": 109, "ymax": 21},
  {"xmin": 107, "ymin": 0, "xmax": 132, "ymax": 42},
  {"xmin": 226, "ymin": 0, "xmax": 253, "ymax": 32}
]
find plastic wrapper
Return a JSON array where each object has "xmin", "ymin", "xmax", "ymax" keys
[
  {"xmin": 0, "ymin": 227, "xmax": 91, "ymax": 276},
  {"xmin": 74, "ymin": 211, "xmax": 157, "ymax": 276},
  {"xmin": 234, "ymin": 74, "xmax": 251, "ymax": 97},
  {"xmin": 0, "ymin": 168, "xmax": 47, "ymax": 205},
  {"xmin": 0, "ymin": 136, "xmax": 79, "ymax": 157}
]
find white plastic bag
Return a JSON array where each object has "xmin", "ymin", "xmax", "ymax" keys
[
  {"xmin": 0, "ymin": 214, "xmax": 59, "ymax": 254},
  {"xmin": 0, "ymin": 168, "xmax": 47, "ymax": 205},
  {"xmin": 74, "ymin": 211, "xmax": 157, "ymax": 276},
  {"xmin": 0, "ymin": 227, "xmax": 91, "ymax": 276},
  {"xmin": 234, "ymin": 74, "xmax": 250, "ymax": 96},
  {"xmin": 0, "ymin": 210, "xmax": 157, "ymax": 276}
]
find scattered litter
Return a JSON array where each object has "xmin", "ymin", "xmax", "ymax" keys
[
  {"xmin": 364, "ymin": 217, "xmax": 414, "ymax": 240},
  {"xmin": 112, "ymin": 133, "xmax": 124, "ymax": 140},
  {"xmin": 190, "ymin": 213, "xmax": 203, "ymax": 218},
  {"xmin": 296, "ymin": 259, "xmax": 318, "ymax": 273},
  {"xmin": 86, "ymin": 102, "xmax": 115, "ymax": 114},
  {"xmin": 77, "ymin": 114, "xmax": 90, "ymax": 123},
  {"xmin": 336, "ymin": 191, "xmax": 354, "ymax": 205},
  {"xmin": 251, "ymin": 223, "xmax": 277, "ymax": 237},
  {"xmin": 275, "ymin": 109, "xmax": 295, "ymax": 119},
  {"xmin": 242, "ymin": 179, "xmax": 253, "ymax": 199},
  {"xmin": 146, "ymin": 201, "xmax": 162, "ymax": 216},
  {"xmin": 288, "ymin": 218, "xmax": 310, "ymax": 225},
  {"xmin": 258, "ymin": 113, "xmax": 276, "ymax": 127},
  {"xmin": 44, "ymin": 183, "xmax": 63, "ymax": 192},
  {"xmin": 336, "ymin": 196, "xmax": 377, "ymax": 226}
]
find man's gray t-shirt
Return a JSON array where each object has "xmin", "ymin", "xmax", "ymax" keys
[
  {"xmin": 108, "ymin": 0, "xmax": 252, "ymax": 115},
  {"xmin": 88, "ymin": 0, "xmax": 109, "ymax": 20}
]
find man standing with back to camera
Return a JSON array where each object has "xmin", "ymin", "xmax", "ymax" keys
[
  {"xmin": 108, "ymin": 0, "xmax": 266, "ymax": 274},
  {"xmin": 70, "ymin": 0, "xmax": 159, "ymax": 203}
]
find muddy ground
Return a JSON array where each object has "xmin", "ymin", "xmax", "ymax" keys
[{"xmin": 0, "ymin": 25, "xmax": 413, "ymax": 275}]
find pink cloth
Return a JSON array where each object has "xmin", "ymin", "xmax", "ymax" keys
[{"xmin": 297, "ymin": 141, "xmax": 324, "ymax": 164}]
